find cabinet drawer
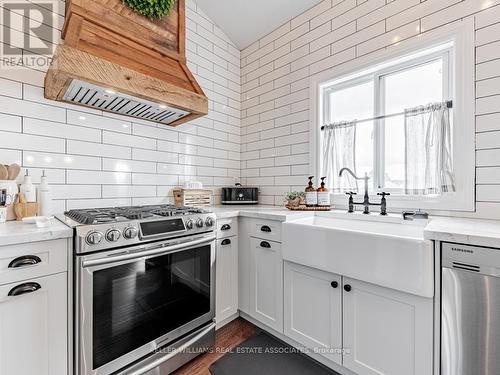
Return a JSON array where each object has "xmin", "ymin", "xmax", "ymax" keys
[
  {"xmin": 250, "ymin": 219, "xmax": 282, "ymax": 242},
  {"xmin": 0, "ymin": 239, "xmax": 68, "ymax": 286},
  {"xmin": 217, "ymin": 218, "xmax": 238, "ymax": 239}
]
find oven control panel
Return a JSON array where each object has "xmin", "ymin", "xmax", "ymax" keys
[{"xmin": 75, "ymin": 214, "xmax": 216, "ymax": 254}]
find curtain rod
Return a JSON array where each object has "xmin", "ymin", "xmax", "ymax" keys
[{"xmin": 321, "ymin": 100, "xmax": 453, "ymax": 131}]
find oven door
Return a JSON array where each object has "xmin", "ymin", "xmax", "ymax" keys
[{"xmin": 76, "ymin": 234, "xmax": 216, "ymax": 375}]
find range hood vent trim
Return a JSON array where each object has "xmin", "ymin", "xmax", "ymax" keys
[{"xmin": 63, "ymin": 80, "xmax": 189, "ymax": 125}]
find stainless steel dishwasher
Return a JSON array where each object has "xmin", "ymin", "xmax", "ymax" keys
[{"xmin": 441, "ymin": 242, "xmax": 500, "ymax": 375}]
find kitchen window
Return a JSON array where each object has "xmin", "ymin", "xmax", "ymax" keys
[{"xmin": 313, "ymin": 22, "xmax": 475, "ymax": 211}]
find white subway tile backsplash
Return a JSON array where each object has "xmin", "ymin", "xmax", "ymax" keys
[
  {"xmin": 132, "ymin": 173, "xmax": 178, "ymax": 186},
  {"xmin": 103, "ymin": 131, "xmax": 156, "ymax": 150},
  {"xmin": 0, "ymin": 131, "xmax": 65, "ymax": 152},
  {"xmin": 0, "ymin": 78, "xmax": 22, "ymax": 98},
  {"xmin": 241, "ymin": 0, "xmax": 498, "ymax": 210},
  {"xmin": 0, "ymin": 0, "xmax": 240, "ymax": 211},
  {"xmin": 67, "ymin": 110, "xmax": 132, "ymax": 134},
  {"xmin": 132, "ymin": 149, "xmax": 178, "ymax": 163},
  {"xmin": 52, "ymin": 185, "xmax": 101, "ymax": 199},
  {"xmin": 23, "ymin": 151, "xmax": 101, "ymax": 170},
  {"xmin": 2, "ymin": 0, "xmax": 500, "ymax": 216},
  {"xmin": 68, "ymin": 140, "xmax": 132, "ymax": 159},
  {"xmin": 0, "ymin": 95, "xmax": 66, "ymax": 122},
  {"xmin": 102, "ymin": 159, "xmax": 156, "ymax": 173},
  {"xmin": 102, "ymin": 185, "xmax": 156, "ymax": 198},
  {"xmin": 0, "ymin": 113, "xmax": 22, "ymax": 132},
  {"xmin": 23, "ymin": 118, "xmax": 101, "ymax": 142},
  {"xmin": 0, "ymin": 149, "xmax": 22, "ymax": 164},
  {"xmin": 68, "ymin": 170, "xmax": 131, "ymax": 185}
]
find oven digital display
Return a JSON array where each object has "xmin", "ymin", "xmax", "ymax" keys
[{"xmin": 140, "ymin": 219, "xmax": 186, "ymax": 237}]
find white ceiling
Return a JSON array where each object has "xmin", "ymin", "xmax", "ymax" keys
[{"xmin": 193, "ymin": 0, "xmax": 324, "ymax": 50}]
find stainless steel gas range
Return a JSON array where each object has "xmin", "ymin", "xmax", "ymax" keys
[{"xmin": 59, "ymin": 205, "xmax": 217, "ymax": 375}]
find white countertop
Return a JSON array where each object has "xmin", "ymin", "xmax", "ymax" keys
[
  {"xmin": 1, "ymin": 205, "xmax": 499, "ymax": 249},
  {"xmin": 0, "ymin": 220, "xmax": 73, "ymax": 247},
  {"xmin": 424, "ymin": 217, "xmax": 500, "ymax": 248},
  {"xmin": 211, "ymin": 205, "xmax": 313, "ymax": 221}
]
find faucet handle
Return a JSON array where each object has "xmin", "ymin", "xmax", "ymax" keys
[
  {"xmin": 377, "ymin": 192, "xmax": 390, "ymax": 197},
  {"xmin": 346, "ymin": 191, "xmax": 357, "ymax": 196}
]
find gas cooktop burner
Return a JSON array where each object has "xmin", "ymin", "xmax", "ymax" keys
[{"xmin": 65, "ymin": 205, "xmax": 208, "ymax": 225}]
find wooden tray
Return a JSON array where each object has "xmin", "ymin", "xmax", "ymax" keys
[{"xmin": 286, "ymin": 205, "xmax": 332, "ymax": 211}]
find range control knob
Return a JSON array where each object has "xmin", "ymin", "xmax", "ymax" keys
[
  {"xmin": 106, "ymin": 229, "xmax": 121, "ymax": 242},
  {"xmin": 86, "ymin": 231, "xmax": 103, "ymax": 246},
  {"xmin": 123, "ymin": 227, "xmax": 138, "ymax": 239},
  {"xmin": 205, "ymin": 217, "xmax": 214, "ymax": 227},
  {"xmin": 186, "ymin": 219, "xmax": 194, "ymax": 230},
  {"xmin": 196, "ymin": 218, "xmax": 204, "ymax": 228}
]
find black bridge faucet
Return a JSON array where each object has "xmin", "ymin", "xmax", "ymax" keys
[{"xmin": 338, "ymin": 167, "xmax": 389, "ymax": 215}]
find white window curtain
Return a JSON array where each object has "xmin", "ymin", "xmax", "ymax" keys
[
  {"xmin": 322, "ymin": 121, "xmax": 358, "ymax": 192},
  {"xmin": 404, "ymin": 102, "xmax": 455, "ymax": 195}
]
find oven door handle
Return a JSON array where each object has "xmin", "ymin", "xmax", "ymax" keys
[
  {"xmin": 82, "ymin": 235, "xmax": 216, "ymax": 268},
  {"xmin": 118, "ymin": 322, "xmax": 216, "ymax": 375}
]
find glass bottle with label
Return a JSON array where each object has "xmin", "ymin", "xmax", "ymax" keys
[
  {"xmin": 305, "ymin": 176, "xmax": 318, "ymax": 207},
  {"xmin": 317, "ymin": 177, "xmax": 331, "ymax": 207}
]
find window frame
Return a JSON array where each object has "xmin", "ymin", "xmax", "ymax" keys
[{"xmin": 309, "ymin": 19, "xmax": 475, "ymax": 212}]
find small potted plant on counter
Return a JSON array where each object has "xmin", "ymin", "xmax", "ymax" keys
[{"xmin": 284, "ymin": 191, "xmax": 305, "ymax": 209}]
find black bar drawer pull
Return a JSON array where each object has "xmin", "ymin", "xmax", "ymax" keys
[
  {"xmin": 8, "ymin": 255, "xmax": 42, "ymax": 268},
  {"xmin": 221, "ymin": 224, "xmax": 231, "ymax": 231},
  {"xmin": 260, "ymin": 225, "xmax": 271, "ymax": 233},
  {"xmin": 260, "ymin": 241, "xmax": 271, "ymax": 248},
  {"xmin": 221, "ymin": 239, "xmax": 232, "ymax": 246},
  {"xmin": 8, "ymin": 282, "xmax": 41, "ymax": 297}
]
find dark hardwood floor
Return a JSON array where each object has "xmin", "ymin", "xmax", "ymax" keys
[{"xmin": 173, "ymin": 318, "xmax": 257, "ymax": 375}]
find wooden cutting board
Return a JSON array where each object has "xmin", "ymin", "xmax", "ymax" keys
[{"xmin": 14, "ymin": 193, "xmax": 38, "ymax": 221}]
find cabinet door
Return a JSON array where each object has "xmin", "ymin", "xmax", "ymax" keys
[
  {"xmin": 0, "ymin": 272, "xmax": 67, "ymax": 375},
  {"xmin": 343, "ymin": 277, "xmax": 433, "ymax": 375},
  {"xmin": 284, "ymin": 262, "xmax": 342, "ymax": 364},
  {"xmin": 216, "ymin": 237, "xmax": 238, "ymax": 327},
  {"xmin": 249, "ymin": 238, "xmax": 283, "ymax": 332}
]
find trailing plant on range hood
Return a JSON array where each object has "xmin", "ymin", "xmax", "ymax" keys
[
  {"xmin": 44, "ymin": 0, "xmax": 208, "ymax": 127},
  {"xmin": 123, "ymin": 0, "xmax": 176, "ymax": 19}
]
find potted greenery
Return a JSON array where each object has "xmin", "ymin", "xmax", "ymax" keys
[
  {"xmin": 284, "ymin": 191, "xmax": 305, "ymax": 208},
  {"xmin": 123, "ymin": 0, "xmax": 176, "ymax": 19}
]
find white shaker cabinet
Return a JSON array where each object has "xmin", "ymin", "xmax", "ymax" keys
[
  {"xmin": 342, "ymin": 277, "xmax": 433, "ymax": 375},
  {"xmin": 0, "ymin": 272, "xmax": 67, "ymax": 375},
  {"xmin": 284, "ymin": 262, "xmax": 342, "ymax": 365},
  {"xmin": 215, "ymin": 236, "xmax": 238, "ymax": 327},
  {"xmin": 248, "ymin": 237, "xmax": 283, "ymax": 332}
]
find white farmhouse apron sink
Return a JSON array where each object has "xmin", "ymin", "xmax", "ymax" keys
[{"xmin": 282, "ymin": 215, "xmax": 434, "ymax": 297}]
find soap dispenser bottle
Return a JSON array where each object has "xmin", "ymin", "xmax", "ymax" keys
[
  {"xmin": 305, "ymin": 176, "xmax": 318, "ymax": 207},
  {"xmin": 37, "ymin": 170, "xmax": 52, "ymax": 216},
  {"xmin": 20, "ymin": 169, "xmax": 36, "ymax": 203},
  {"xmin": 317, "ymin": 177, "xmax": 331, "ymax": 207}
]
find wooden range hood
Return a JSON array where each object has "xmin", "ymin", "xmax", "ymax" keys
[{"xmin": 44, "ymin": 0, "xmax": 208, "ymax": 126}]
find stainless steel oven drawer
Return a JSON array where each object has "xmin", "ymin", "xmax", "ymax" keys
[{"xmin": 118, "ymin": 322, "xmax": 215, "ymax": 375}]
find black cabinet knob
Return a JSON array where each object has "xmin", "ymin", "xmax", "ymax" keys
[
  {"xmin": 344, "ymin": 284, "xmax": 352, "ymax": 292},
  {"xmin": 221, "ymin": 224, "xmax": 231, "ymax": 231},
  {"xmin": 221, "ymin": 239, "xmax": 231, "ymax": 246},
  {"xmin": 260, "ymin": 241, "xmax": 271, "ymax": 248},
  {"xmin": 331, "ymin": 281, "xmax": 338, "ymax": 288},
  {"xmin": 261, "ymin": 225, "xmax": 271, "ymax": 233}
]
